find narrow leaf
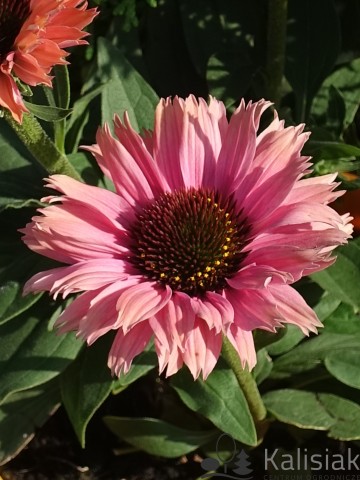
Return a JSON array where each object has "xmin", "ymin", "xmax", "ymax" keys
[
  {"xmin": 61, "ymin": 335, "xmax": 114, "ymax": 447},
  {"xmin": 103, "ymin": 416, "xmax": 217, "ymax": 458},
  {"xmin": 24, "ymin": 102, "xmax": 72, "ymax": 122}
]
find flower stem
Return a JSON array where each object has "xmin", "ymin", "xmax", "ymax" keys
[
  {"xmin": 4, "ymin": 110, "xmax": 81, "ymax": 181},
  {"xmin": 222, "ymin": 336, "xmax": 268, "ymax": 442},
  {"xmin": 266, "ymin": 0, "xmax": 288, "ymax": 108}
]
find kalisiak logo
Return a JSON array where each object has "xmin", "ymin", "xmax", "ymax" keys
[{"xmin": 200, "ymin": 433, "xmax": 253, "ymax": 479}]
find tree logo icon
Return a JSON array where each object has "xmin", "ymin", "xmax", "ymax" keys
[{"xmin": 200, "ymin": 433, "xmax": 253, "ymax": 479}]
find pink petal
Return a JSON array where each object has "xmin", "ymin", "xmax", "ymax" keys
[
  {"xmin": 116, "ymin": 282, "xmax": 172, "ymax": 332},
  {"xmin": 149, "ymin": 292, "xmax": 195, "ymax": 352},
  {"xmin": 44, "ymin": 175, "xmax": 131, "ymax": 229},
  {"xmin": 108, "ymin": 322, "xmax": 153, "ymax": 376},
  {"xmin": 190, "ymin": 291, "xmax": 234, "ymax": 334},
  {"xmin": 225, "ymin": 287, "xmax": 284, "ymax": 332},
  {"xmin": 215, "ymin": 99, "xmax": 272, "ymax": 194},
  {"xmin": 226, "ymin": 325, "xmax": 257, "ymax": 371},
  {"xmin": 243, "ymin": 245, "xmax": 336, "ymax": 282},
  {"xmin": 183, "ymin": 319, "xmax": 222, "ymax": 379},
  {"xmin": 227, "ymin": 264, "xmax": 292, "ymax": 290},
  {"xmin": 156, "ymin": 343, "xmax": 183, "ymax": 377},
  {"xmin": 153, "ymin": 97, "xmax": 187, "ymax": 190},
  {"xmin": 20, "ymin": 200, "xmax": 129, "ymax": 264},
  {"xmin": 179, "ymin": 96, "xmax": 227, "ymax": 188},
  {"xmin": 94, "ymin": 124, "xmax": 155, "ymax": 206},
  {"xmin": 236, "ymin": 124, "xmax": 311, "ymax": 219},
  {"xmin": 113, "ymin": 112, "xmax": 168, "ymax": 196},
  {"xmin": 55, "ymin": 278, "xmax": 140, "ymax": 344},
  {"xmin": 284, "ymin": 173, "xmax": 343, "ymax": 205},
  {"xmin": 23, "ymin": 258, "xmax": 130, "ymax": 299},
  {"xmin": 268, "ymin": 284, "xmax": 323, "ymax": 334}
]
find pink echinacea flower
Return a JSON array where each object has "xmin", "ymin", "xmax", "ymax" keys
[
  {"xmin": 0, "ymin": 0, "xmax": 98, "ymax": 123},
  {"xmin": 21, "ymin": 97, "xmax": 353, "ymax": 379}
]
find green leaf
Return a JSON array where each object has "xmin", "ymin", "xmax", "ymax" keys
[
  {"xmin": 97, "ymin": 37, "xmax": 159, "ymax": 131},
  {"xmin": 266, "ymin": 325, "xmax": 304, "ymax": 356},
  {"xmin": 207, "ymin": 52, "xmax": 254, "ymax": 109},
  {"xmin": 0, "ymin": 280, "xmax": 42, "ymax": 326},
  {"xmin": 0, "ymin": 380, "xmax": 60, "ymax": 466},
  {"xmin": 0, "ymin": 301, "xmax": 83, "ymax": 405},
  {"xmin": 327, "ymin": 86, "xmax": 346, "ymax": 137},
  {"xmin": 322, "ymin": 302, "xmax": 360, "ymax": 334},
  {"xmin": 312, "ymin": 239, "xmax": 360, "ymax": 309},
  {"xmin": 263, "ymin": 389, "xmax": 335, "ymax": 430},
  {"xmin": 318, "ymin": 394, "xmax": 360, "ymax": 440},
  {"xmin": 312, "ymin": 58, "xmax": 360, "ymax": 128},
  {"xmin": 66, "ymin": 84, "xmax": 104, "ymax": 152},
  {"xmin": 60, "ymin": 335, "xmax": 114, "ymax": 447},
  {"xmin": 264, "ymin": 390, "xmax": 360, "ymax": 440},
  {"xmin": 271, "ymin": 332, "xmax": 360, "ymax": 379},
  {"xmin": 253, "ymin": 349, "xmax": 273, "ymax": 385},
  {"xmin": 53, "ymin": 65, "xmax": 70, "ymax": 110},
  {"xmin": 0, "ymin": 118, "xmax": 45, "ymax": 209},
  {"xmin": 324, "ymin": 351, "xmax": 360, "ymax": 389},
  {"xmin": 171, "ymin": 360, "xmax": 257, "ymax": 446},
  {"xmin": 304, "ymin": 141, "xmax": 360, "ymax": 160},
  {"xmin": 285, "ymin": 0, "xmax": 340, "ymax": 122},
  {"xmin": 103, "ymin": 416, "xmax": 217, "ymax": 458},
  {"xmin": 24, "ymin": 102, "xmax": 72, "ymax": 122},
  {"xmin": 68, "ymin": 152, "xmax": 101, "ymax": 186}
]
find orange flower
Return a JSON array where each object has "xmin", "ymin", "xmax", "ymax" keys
[{"xmin": 0, "ymin": 0, "xmax": 98, "ymax": 123}]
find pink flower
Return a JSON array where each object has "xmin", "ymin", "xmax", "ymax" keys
[
  {"xmin": 21, "ymin": 97, "xmax": 353, "ymax": 379},
  {"xmin": 0, "ymin": 0, "xmax": 98, "ymax": 123}
]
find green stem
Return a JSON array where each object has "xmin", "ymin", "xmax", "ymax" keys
[
  {"xmin": 4, "ymin": 110, "xmax": 81, "ymax": 181},
  {"xmin": 222, "ymin": 336, "xmax": 268, "ymax": 442},
  {"xmin": 266, "ymin": 0, "xmax": 288, "ymax": 107}
]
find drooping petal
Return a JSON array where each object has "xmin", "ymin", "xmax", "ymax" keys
[
  {"xmin": 267, "ymin": 283, "xmax": 323, "ymax": 334},
  {"xmin": 226, "ymin": 324, "xmax": 257, "ymax": 371},
  {"xmin": 225, "ymin": 287, "xmax": 284, "ymax": 332},
  {"xmin": 190, "ymin": 291, "xmax": 234, "ymax": 334},
  {"xmin": 149, "ymin": 292, "xmax": 195, "ymax": 353},
  {"xmin": 115, "ymin": 282, "xmax": 172, "ymax": 332},
  {"xmin": 108, "ymin": 322, "xmax": 153, "ymax": 376},
  {"xmin": 20, "ymin": 200, "xmax": 129, "ymax": 264},
  {"xmin": 183, "ymin": 319, "xmax": 222, "ymax": 379},
  {"xmin": 23, "ymin": 258, "xmax": 130, "ymax": 299},
  {"xmin": 55, "ymin": 278, "xmax": 141, "ymax": 344},
  {"xmin": 151, "ymin": 294, "xmax": 194, "ymax": 377},
  {"xmin": 227, "ymin": 264, "xmax": 292, "ymax": 290}
]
